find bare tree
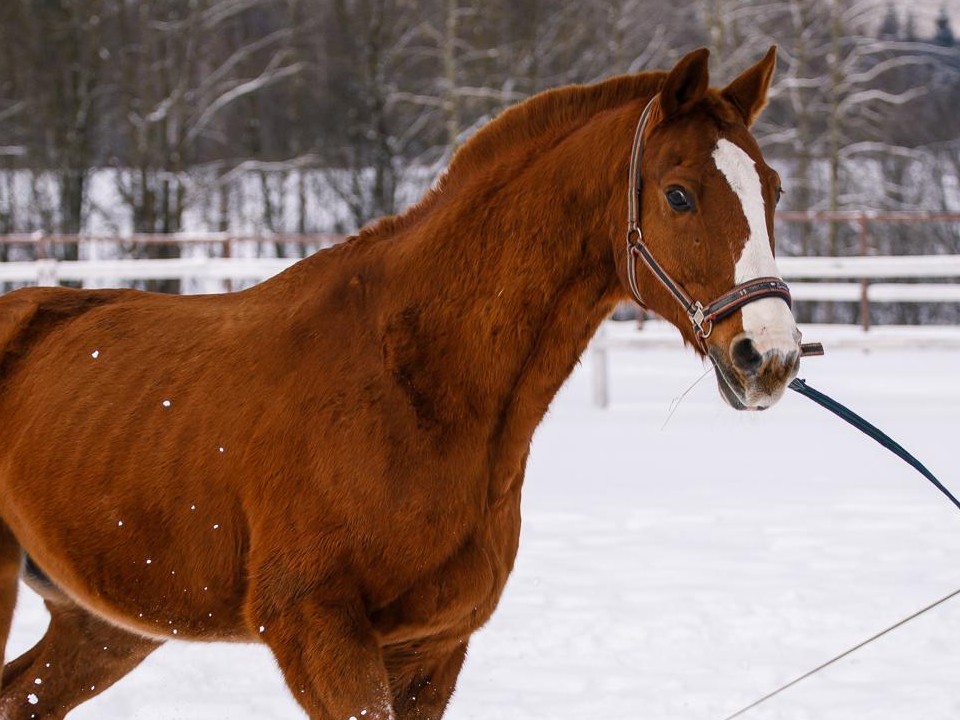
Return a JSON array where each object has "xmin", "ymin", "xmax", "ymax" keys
[
  {"xmin": 0, "ymin": 0, "xmax": 113, "ymax": 255},
  {"xmin": 314, "ymin": 0, "xmax": 422, "ymax": 229}
]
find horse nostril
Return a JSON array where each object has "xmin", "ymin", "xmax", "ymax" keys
[{"xmin": 731, "ymin": 337, "xmax": 763, "ymax": 375}]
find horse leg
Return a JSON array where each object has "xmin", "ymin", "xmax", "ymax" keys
[
  {"xmin": 0, "ymin": 522, "xmax": 20, "ymax": 684},
  {"xmin": 387, "ymin": 641, "xmax": 469, "ymax": 720},
  {"xmin": 0, "ymin": 592, "xmax": 162, "ymax": 720},
  {"xmin": 257, "ymin": 597, "xmax": 396, "ymax": 720}
]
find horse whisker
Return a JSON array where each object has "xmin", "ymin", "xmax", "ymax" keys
[{"xmin": 662, "ymin": 364, "xmax": 714, "ymax": 430}]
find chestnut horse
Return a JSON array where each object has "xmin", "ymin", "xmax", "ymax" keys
[{"xmin": 0, "ymin": 47, "xmax": 800, "ymax": 719}]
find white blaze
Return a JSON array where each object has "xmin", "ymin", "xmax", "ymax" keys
[{"xmin": 712, "ymin": 138, "xmax": 797, "ymax": 354}]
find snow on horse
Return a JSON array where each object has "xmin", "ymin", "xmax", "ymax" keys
[{"xmin": 0, "ymin": 47, "xmax": 799, "ymax": 719}]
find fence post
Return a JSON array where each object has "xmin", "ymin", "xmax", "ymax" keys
[
  {"xmin": 858, "ymin": 215, "xmax": 870, "ymax": 331},
  {"xmin": 222, "ymin": 238, "xmax": 233, "ymax": 293},
  {"xmin": 35, "ymin": 258, "xmax": 59, "ymax": 287},
  {"xmin": 591, "ymin": 323, "xmax": 609, "ymax": 408},
  {"xmin": 86, "ymin": 236, "xmax": 101, "ymax": 288}
]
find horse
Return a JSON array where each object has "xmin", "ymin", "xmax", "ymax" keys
[{"xmin": 0, "ymin": 46, "xmax": 800, "ymax": 719}]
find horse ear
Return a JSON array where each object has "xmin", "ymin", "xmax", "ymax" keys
[
  {"xmin": 658, "ymin": 48, "xmax": 711, "ymax": 120},
  {"xmin": 721, "ymin": 45, "xmax": 777, "ymax": 127}
]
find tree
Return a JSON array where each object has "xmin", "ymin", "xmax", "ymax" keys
[
  {"xmin": 0, "ymin": 0, "xmax": 112, "ymax": 252},
  {"xmin": 934, "ymin": 6, "xmax": 956, "ymax": 47},
  {"xmin": 879, "ymin": 4, "xmax": 900, "ymax": 40}
]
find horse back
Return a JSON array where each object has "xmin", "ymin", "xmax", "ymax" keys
[{"xmin": 0, "ymin": 287, "xmax": 131, "ymax": 380}]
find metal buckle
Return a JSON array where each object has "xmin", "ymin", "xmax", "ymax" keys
[{"xmin": 689, "ymin": 302, "xmax": 713, "ymax": 339}]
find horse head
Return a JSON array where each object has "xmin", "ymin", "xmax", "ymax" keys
[{"xmin": 622, "ymin": 46, "xmax": 800, "ymax": 411}]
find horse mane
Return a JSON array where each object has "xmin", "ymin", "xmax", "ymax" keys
[{"xmin": 356, "ymin": 71, "xmax": 669, "ymax": 242}]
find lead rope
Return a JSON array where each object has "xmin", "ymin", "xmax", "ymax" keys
[
  {"xmin": 719, "ymin": 585, "xmax": 960, "ymax": 720},
  {"xmin": 787, "ymin": 376, "xmax": 960, "ymax": 511},
  {"xmin": 718, "ymin": 363, "xmax": 960, "ymax": 719}
]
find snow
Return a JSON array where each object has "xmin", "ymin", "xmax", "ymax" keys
[{"xmin": 6, "ymin": 329, "xmax": 960, "ymax": 719}]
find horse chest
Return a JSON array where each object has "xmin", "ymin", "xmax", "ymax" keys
[{"xmin": 371, "ymin": 489, "xmax": 522, "ymax": 646}]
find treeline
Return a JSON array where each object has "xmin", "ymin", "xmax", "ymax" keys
[{"xmin": 0, "ymin": 2, "xmax": 958, "ymax": 296}]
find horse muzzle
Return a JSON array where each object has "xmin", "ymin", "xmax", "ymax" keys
[{"xmin": 709, "ymin": 328, "xmax": 801, "ymax": 411}]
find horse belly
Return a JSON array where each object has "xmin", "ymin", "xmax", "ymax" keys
[
  {"xmin": 6, "ymin": 491, "xmax": 252, "ymax": 641},
  {"xmin": 0, "ymin": 381, "xmax": 252, "ymax": 635},
  {"xmin": 0, "ymin": 404, "xmax": 252, "ymax": 640}
]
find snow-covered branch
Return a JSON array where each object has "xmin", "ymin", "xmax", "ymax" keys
[{"xmin": 186, "ymin": 58, "xmax": 305, "ymax": 145}]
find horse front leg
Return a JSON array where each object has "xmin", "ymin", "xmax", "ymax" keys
[
  {"xmin": 386, "ymin": 640, "xmax": 469, "ymax": 720},
  {"xmin": 255, "ymin": 595, "xmax": 396, "ymax": 720}
]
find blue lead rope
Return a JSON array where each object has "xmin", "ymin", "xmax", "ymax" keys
[{"xmin": 788, "ymin": 377, "xmax": 960, "ymax": 513}]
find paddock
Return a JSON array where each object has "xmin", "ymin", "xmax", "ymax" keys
[{"xmin": 6, "ymin": 330, "xmax": 960, "ymax": 719}]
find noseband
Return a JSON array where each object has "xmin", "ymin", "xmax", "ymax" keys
[{"xmin": 625, "ymin": 96, "xmax": 792, "ymax": 348}]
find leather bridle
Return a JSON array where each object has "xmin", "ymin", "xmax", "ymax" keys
[{"xmin": 624, "ymin": 95, "xmax": 793, "ymax": 350}]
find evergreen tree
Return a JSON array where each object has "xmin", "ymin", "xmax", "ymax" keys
[
  {"xmin": 904, "ymin": 10, "xmax": 917, "ymax": 41},
  {"xmin": 879, "ymin": 3, "xmax": 899, "ymax": 39},
  {"xmin": 934, "ymin": 6, "xmax": 955, "ymax": 46}
]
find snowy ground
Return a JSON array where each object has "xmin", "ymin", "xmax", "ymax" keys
[{"xmin": 6, "ymin": 323, "xmax": 960, "ymax": 719}]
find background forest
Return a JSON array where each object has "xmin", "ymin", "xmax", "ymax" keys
[{"xmin": 0, "ymin": 0, "xmax": 958, "ymax": 320}]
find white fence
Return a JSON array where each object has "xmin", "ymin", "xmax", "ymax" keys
[
  {"xmin": 0, "ymin": 233, "xmax": 337, "ymax": 293},
  {"xmin": 0, "ymin": 256, "xmax": 297, "ymax": 288},
  {"xmin": 780, "ymin": 255, "xmax": 960, "ymax": 303},
  {"xmin": 0, "ymin": 253, "xmax": 958, "ymax": 297}
]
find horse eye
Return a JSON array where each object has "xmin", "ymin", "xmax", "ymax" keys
[
  {"xmin": 665, "ymin": 186, "xmax": 694, "ymax": 212},
  {"xmin": 775, "ymin": 186, "xmax": 785, "ymax": 205}
]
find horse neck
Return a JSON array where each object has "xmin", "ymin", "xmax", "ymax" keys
[{"xmin": 372, "ymin": 99, "xmax": 639, "ymax": 478}]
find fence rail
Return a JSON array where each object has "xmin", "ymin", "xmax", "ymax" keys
[
  {"xmin": 0, "ymin": 256, "xmax": 299, "ymax": 285},
  {"xmin": 776, "ymin": 255, "xmax": 960, "ymax": 311},
  {"xmin": 0, "ymin": 253, "xmax": 957, "ymax": 297},
  {"xmin": 0, "ymin": 229, "xmax": 958, "ymax": 316},
  {"xmin": 0, "ymin": 233, "xmax": 340, "ymax": 252}
]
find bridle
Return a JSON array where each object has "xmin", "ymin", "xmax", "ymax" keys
[{"xmin": 625, "ymin": 95, "xmax": 793, "ymax": 349}]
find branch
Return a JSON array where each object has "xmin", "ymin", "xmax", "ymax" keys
[
  {"xmin": 389, "ymin": 92, "xmax": 447, "ymax": 109},
  {"xmin": 453, "ymin": 86, "xmax": 526, "ymax": 102},
  {"xmin": 841, "ymin": 55, "xmax": 931, "ymax": 87},
  {"xmin": 0, "ymin": 100, "xmax": 29, "ymax": 123},
  {"xmin": 839, "ymin": 142, "xmax": 926, "ymax": 160},
  {"xmin": 837, "ymin": 86, "xmax": 926, "ymax": 115},
  {"xmin": 189, "ymin": 27, "xmax": 295, "ymax": 103},
  {"xmin": 219, "ymin": 154, "xmax": 324, "ymax": 185},
  {"xmin": 185, "ymin": 58, "xmax": 305, "ymax": 145}
]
